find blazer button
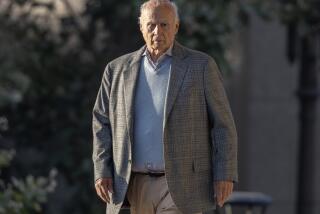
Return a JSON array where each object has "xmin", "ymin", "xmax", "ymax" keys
[{"xmin": 128, "ymin": 160, "xmax": 132, "ymax": 164}]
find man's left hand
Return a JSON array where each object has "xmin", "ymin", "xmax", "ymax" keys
[{"xmin": 214, "ymin": 181, "xmax": 233, "ymax": 207}]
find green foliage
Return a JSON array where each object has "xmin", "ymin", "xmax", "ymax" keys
[
  {"xmin": 279, "ymin": 0, "xmax": 320, "ymax": 25},
  {"xmin": 176, "ymin": 0, "xmax": 236, "ymax": 72},
  {"xmin": 0, "ymin": 150, "xmax": 57, "ymax": 214},
  {"xmin": 0, "ymin": 0, "xmax": 275, "ymax": 213},
  {"xmin": 174, "ymin": 0, "xmax": 274, "ymax": 73},
  {"xmin": 0, "ymin": 150, "xmax": 15, "ymax": 170}
]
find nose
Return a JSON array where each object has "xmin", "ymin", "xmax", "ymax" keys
[{"xmin": 153, "ymin": 24, "xmax": 162, "ymax": 34}]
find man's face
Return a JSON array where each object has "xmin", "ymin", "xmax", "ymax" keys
[{"xmin": 140, "ymin": 5, "xmax": 179, "ymax": 55}]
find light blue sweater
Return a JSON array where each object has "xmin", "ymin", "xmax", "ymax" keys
[{"xmin": 132, "ymin": 47, "xmax": 172, "ymax": 173}]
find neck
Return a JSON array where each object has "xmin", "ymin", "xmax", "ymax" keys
[{"xmin": 147, "ymin": 48, "xmax": 167, "ymax": 62}]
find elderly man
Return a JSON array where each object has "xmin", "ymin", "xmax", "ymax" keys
[{"xmin": 92, "ymin": 0, "xmax": 238, "ymax": 213}]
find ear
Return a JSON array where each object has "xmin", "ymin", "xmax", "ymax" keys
[{"xmin": 175, "ymin": 22, "xmax": 179, "ymax": 34}]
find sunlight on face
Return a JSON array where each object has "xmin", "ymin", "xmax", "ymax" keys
[{"xmin": 140, "ymin": 5, "xmax": 179, "ymax": 58}]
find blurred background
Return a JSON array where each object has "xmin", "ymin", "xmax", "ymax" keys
[{"xmin": 0, "ymin": 0, "xmax": 319, "ymax": 214}]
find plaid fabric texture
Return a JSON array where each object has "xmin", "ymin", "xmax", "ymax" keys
[{"xmin": 92, "ymin": 41, "xmax": 238, "ymax": 214}]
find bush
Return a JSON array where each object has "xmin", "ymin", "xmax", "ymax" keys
[{"xmin": 0, "ymin": 149, "xmax": 57, "ymax": 214}]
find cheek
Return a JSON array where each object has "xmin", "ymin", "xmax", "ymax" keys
[
  {"xmin": 166, "ymin": 32, "xmax": 174, "ymax": 40},
  {"xmin": 148, "ymin": 35, "xmax": 154, "ymax": 42},
  {"xmin": 144, "ymin": 33, "xmax": 152, "ymax": 41}
]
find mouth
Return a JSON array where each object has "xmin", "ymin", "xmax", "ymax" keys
[
  {"xmin": 153, "ymin": 37, "xmax": 163, "ymax": 42},
  {"xmin": 153, "ymin": 40, "xmax": 163, "ymax": 43}
]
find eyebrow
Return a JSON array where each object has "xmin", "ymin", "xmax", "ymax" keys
[{"xmin": 146, "ymin": 20, "xmax": 169, "ymax": 24}]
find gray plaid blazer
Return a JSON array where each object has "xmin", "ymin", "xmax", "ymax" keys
[{"xmin": 92, "ymin": 41, "xmax": 238, "ymax": 214}]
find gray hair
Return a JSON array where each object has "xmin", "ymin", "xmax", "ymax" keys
[{"xmin": 138, "ymin": 0, "xmax": 179, "ymax": 24}]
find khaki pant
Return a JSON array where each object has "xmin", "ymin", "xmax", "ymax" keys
[{"xmin": 126, "ymin": 173, "xmax": 183, "ymax": 214}]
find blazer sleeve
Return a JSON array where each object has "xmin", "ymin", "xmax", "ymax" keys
[
  {"xmin": 203, "ymin": 57, "xmax": 238, "ymax": 183},
  {"xmin": 92, "ymin": 64, "xmax": 113, "ymax": 182}
]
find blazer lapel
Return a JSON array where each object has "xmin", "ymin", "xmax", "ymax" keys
[
  {"xmin": 123, "ymin": 46, "xmax": 145, "ymax": 144},
  {"xmin": 123, "ymin": 42, "xmax": 188, "ymax": 141},
  {"xmin": 164, "ymin": 41, "xmax": 189, "ymax": 124}
]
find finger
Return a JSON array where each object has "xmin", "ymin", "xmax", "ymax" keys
[
  {"xmin": 225, "ymin": 183, "xmax": 233, "ymax": 200},
  {"xmin": 217, "ymin": 185, "xmax": 223, "ymax": 207},
  {"xmin": 224, "ymin": 183, "xmax": 233, "ymax": 204},
  {"xmin": 214, "ymin": 182, "xmax": 223, "ymax": 207},
  {"xmin": 106, "ymin": 179, "xmax": 114, "ymax": 194},
  {"xmin": 214, "ymin": 183, "xmax": 220, "ymax": 205},
  {"xmin": 96, "ymin": 181, "xmax": 109, "ymax": 203},
  {"xmin": 218, "ymin": 195, "xmax": 223, "ymax": 207},
  {"xmin": 222, "ymin": 184, "xmax": 228, "ymax": 204},
  {"xmin": 96, "ymin": 185, "xmax": 108, "ymax": 203},
  {"xmin": 99, "ymin": 186, "xmax": 109, "ymax": 203},
  {"xmin": 220, "ymin": 185, "xmax": 226, "ymax": 207},
  {"xmin": 100, "ymin": 183, "xmax": 110, "ymax": 203}
]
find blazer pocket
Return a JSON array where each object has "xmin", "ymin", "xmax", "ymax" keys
[{"xmin": 193, "ymin": 157, "xmax": 210, "ymax": 173}]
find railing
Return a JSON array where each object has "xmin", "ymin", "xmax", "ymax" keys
[{"xmin": 217, "ymin": 191, "xmax": 272, "ymax": 214}]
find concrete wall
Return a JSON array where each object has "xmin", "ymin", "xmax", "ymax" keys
[{"xmin": 227, "ymin": 12, "xmax": 320, "ymax": 214}]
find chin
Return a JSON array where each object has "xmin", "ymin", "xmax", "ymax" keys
[
  {"xmin": 154, "ymin": 45, "xmax": 167, "ymax": 50},
  {"xmin": 152, "ymin": 46, "xmax": 162, "ymax": 51}
]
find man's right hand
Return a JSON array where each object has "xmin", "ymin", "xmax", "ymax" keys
[{"xmin": 95, "ymin": 178, "xmax": 113, "ymax": 203}]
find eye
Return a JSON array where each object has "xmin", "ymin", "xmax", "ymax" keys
[
  {"xmin": 147, "ymin": 23, "xmax": 156, "ymax": 31},
  {"xmin": 160, "ymin": 23, "xmax": 168, "ymax": 28}
]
